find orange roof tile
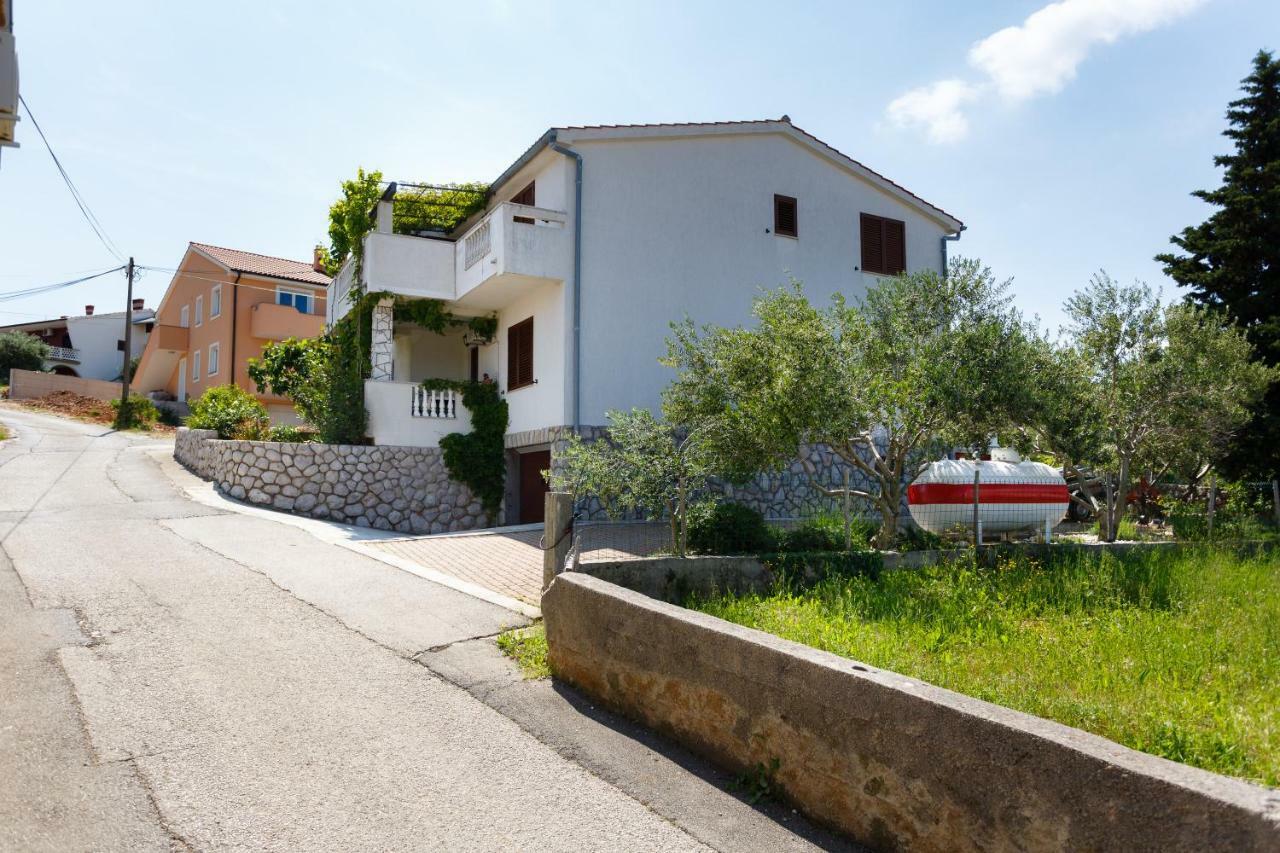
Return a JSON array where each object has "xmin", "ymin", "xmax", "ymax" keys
[{"xmin": 190, "ymin": 242, "xmax": 330, "ymax": 286}]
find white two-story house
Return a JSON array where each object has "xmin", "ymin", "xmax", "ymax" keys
[{"xmin": 328, "ymin": 117, "xmax": 965, "ymax": 523}]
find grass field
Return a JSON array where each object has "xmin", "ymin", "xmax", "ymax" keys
[{"xmin": 694, "ymin": 547, "xmax": 1280, "ymax": 786}]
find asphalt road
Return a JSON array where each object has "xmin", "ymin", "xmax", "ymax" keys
[{"xmin": 0, "ymin": 407, "xmax": 716, "ymax": 852}]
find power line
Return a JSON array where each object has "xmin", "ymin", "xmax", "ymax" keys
[
  {"xmin": 0, "ymin": 267, "xmax": 125, "ymax": 303},
  {"xmin": 19, "ymin": 94, "xmax": 125, "ymax": 262}
]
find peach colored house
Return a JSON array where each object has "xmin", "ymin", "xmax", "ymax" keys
[{"xmin": 134, "ymin": 243, "xmax": 330, "ymax": 421}]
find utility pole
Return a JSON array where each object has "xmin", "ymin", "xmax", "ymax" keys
[{"xmin": 117, "ymin": 257, "xmax": 134, "ymax": 424}]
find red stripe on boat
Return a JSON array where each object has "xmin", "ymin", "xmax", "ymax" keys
[{"xmin": 907, "ymin": 483, "xmax": 1070, "ymax": 505}]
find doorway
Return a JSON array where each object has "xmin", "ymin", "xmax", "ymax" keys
[
  {"xmin": 518, "ymin": 449, "xmax": 551, "ymax": 524},
  {"xmin": 177, "ymin": 357, "xmax": 187, "ymax": 401}
]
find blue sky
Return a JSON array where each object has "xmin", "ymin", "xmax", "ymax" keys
[{"xmin": 1, "ymin": 0, "xmax": 1275, "ymax": 332}]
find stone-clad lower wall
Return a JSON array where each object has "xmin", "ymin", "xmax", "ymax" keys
[
  {"xmin": 545, "ymin": 425, "xmax": 893, "ymax": 521},
  {"xmin": 174, "ymin": 428, "xmax": 487, "ymax": 534}
]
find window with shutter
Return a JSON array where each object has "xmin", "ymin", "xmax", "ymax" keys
[
  {"xmin": 511, "ymin": 182, "xmax": 535, "ymax": 206},
  {"xmin": 774, "ymin": 194, "xmax": 797, "ymax": 238},
  {"xmin": 860, "ymin": 213, "xmax": 907, "ymax": 275},
  {"xmin": 507, "ymin": 317, "xmax": 534, "ymax": 390}
]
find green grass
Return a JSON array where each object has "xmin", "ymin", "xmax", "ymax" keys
[
  {"xmin": 0, "ymin": 423, "xmax": 8, "ymax": 441},
  {"xmin": 496, "ymin": 623, "xmax": 550, "ymax": 679},
  {"xmin": 693, "ymin": 547, "xmax": 1280, "ymax": 786}
]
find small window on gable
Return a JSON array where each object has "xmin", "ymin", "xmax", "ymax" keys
[
  {"xmin": 511, "ymin": 182, "xmax": 535, "ymax": 206},
  {"xmin": 774, "ymin": 195, "xmax": 797, "ymax": 238},
  {"xmin": 195, "ymin": 295, "xmax": 204, "ymax": 326},
  {"xmin": 507, "ymin": 317, "xmax": 534, "ymax": 391},
  {"xmin": 180, "ymin": 305, "xmax": 190, "ymax": 328},
  {"xmin": 211, "ymin": 285, "xmax": 222, "ymax": 318},
  {"xmin": 860, "ymin": 213, "xmax": 906, "ymax": 276},
  {"xmin": 277, "ymin": 288, "xmax": 312, "ymax": 315}
]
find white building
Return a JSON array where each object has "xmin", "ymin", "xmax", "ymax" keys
[
  {"xmin": 0, "ymin": 300, "xmax": 154, "ymax": 381},
  {"xmin": 329, "ymin": 118, "xmax": 965, "ymax": 522}
]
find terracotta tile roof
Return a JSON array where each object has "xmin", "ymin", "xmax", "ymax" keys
[
  {"xmin": 547, "ymin": 117, "xmax": 964, "ymax": 229},
  {"xmin": 190, "ymin": 242, "xmax": 331, "ymax": 285}
]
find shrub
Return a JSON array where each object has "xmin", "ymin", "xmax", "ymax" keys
[
  {"xmin": 687, "ymin": 501, "xmax": 776, "ymax": 555},
  {"xmin": 155, "ymin": 404, "xmax": 183, "ymax": 427},
  {"xmin": 187, "ymin": 384, "xmax": 268, "ymax": 439},
  {"xmin": 110, "ymin": 395, "xmax": 159, "ymax": 429},
  {"xmin": 267, "ymin": 424, "xmax": 318, "ymax": 443},
  {"xmin": 895, "ymin": 523, "xmax": 945, "ymax": 552},
  {"xmin": 778, "ymin": 513, "xmax": 876, "ymax": 553},
  {"xmin": 0, "ymin": 331, "xmax": 49, "ymax": 383}
]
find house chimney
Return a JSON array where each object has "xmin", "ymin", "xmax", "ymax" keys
[
  {"xmin": 85, "ymin": 305, "xmax": 94, "ymax": 316},
  {"xmin": 312, "ymin": 246, "xmax": 326, "ymax": 274},
  {"xmin": 132, "ymin": 298, "xmax": 144, "ymax": 311}
]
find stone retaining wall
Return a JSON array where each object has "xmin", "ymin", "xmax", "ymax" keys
[
  {"xmin": 174, "ymin": 428, "xmax": 487, "ymax": 533},
  {"xmin": 545, "ymin": 573, "xmax": 1280, "ymax": 852}
]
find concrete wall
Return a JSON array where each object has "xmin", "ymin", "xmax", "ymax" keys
[
  {"xmin": 174, "ymin": 427, "xmax": 488, "ymax": 533},
  {"xmin": 569, "ymin": 131, "xmax": 954, "ymax": 424},
  {"xmin": 544, "ymin": 573, "xmax": 1280, "ymax": 852},
  {"xmin": 7, "ymin": 368, "xmax": 122, "ymax": 401}
]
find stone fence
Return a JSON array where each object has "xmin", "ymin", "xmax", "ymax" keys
[
  {"xmin": 544, "ymin": 573, "xmax": 1280, "ymax": 852},
  {"xmin": 174, "ymin": 428, "xmax": 487, "ymax": 533}
]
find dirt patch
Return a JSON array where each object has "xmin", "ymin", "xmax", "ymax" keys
[{"xmin": 17, "ymin": 391, "xmax": 175, "ymax": 434}]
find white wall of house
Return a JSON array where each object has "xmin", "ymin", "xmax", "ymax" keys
[
  {"xmin": 65, "ymin": 313, "xmax": 152, "ymax": 381},
  {"xmin": 495, "ymin": 280, "xmax": 566, "ymax": 436},
  {"xmin": 365, "ymin": 379, "xmax": 473, "ymax": 447},
  {"xmin": 568, "ymin": 131, "xmax": 955, "ymax": 424},
  {"xmin": 400, "ymin": 325, "xmax": 470, "ymax": 383}
]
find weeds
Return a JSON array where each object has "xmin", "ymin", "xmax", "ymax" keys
[
  {"xmin": 729, "ymin": 757, "xmax": 782, "ymax": 804},
  {"xmin": 496, "ymin": 623, "xmax": 550, "ymax": 679}
]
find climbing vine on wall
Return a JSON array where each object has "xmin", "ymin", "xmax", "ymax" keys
[{"xmin": 421, "ymin": 378, "xmax": 509, "ymax": 520}]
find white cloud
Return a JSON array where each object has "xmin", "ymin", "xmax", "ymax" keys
[
  {"xmin": 886, "ymin": 0, "xmax": 1208, "ymax": 143},
  {"xmin": 886, "ymin": 80, "xmax": 984, "ymax": 144},
  {"xmin": 970, "ymin": 0, "xmax": 1208, "ymax": 101}
]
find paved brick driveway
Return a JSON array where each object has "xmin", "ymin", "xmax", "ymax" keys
[{"xmin": 367, "ymin": 521, "xmax": 671, "ymax": 606}]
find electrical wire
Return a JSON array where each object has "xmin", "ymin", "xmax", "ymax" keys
[
  {"xmin": 0, "ymin": 267, "xmax": 125, "ymax": 304},
  {"xmin": 19, "ymin": 95, "xmax": 125, "ymax": 262}
]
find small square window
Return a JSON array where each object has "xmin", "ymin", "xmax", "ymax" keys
[{"xmin": 774, "ymin": 195, "xmax": 797, "ymax": 238}]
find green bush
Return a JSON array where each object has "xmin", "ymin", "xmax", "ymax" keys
[
  {"xmin": 267, "ymin": 424, "xmax": 318, "ymax": 443},
  {"xmin": 110, "ymin": 395, "xmax": 159, "ymax": 429},
  {"xmin": 778, "ymin": 513, "xmax": 876, "ymax": 553},
  {"xmin": 187, "ymin": 384, "xmax": 268, "ymax": 439},
  {"xmin": 155, "ymin": 404, "xmax": 183, "ymax": 427},
  {"xmin": 687, "ymin": 501, "xmax": 776, "ymax": 555},
  {"xmin": 895, "ymin": 523, "xmax": 945, "ymax": 552},
  {"xmin": 0, "ymin": 330, "xmax": 49, "ymax": 383},
  {"xmin": 1163, "ymin": 482, "xmax": 1270, "ymax": 541}
]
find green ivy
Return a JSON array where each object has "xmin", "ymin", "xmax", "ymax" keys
[{"xmin": 421, "ymin": 378, "xmax": 509, "ymax": 521}]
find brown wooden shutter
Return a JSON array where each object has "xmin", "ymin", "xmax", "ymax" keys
[
  {"xmin": 860, "ymin": 213, "xmax": 884, "ymax": 274},
  {"xmin": 860, "ymin": 213, "xmax": 906, "ymax": 275},
  {"xmin": 774, "ymin": 194, "xmax": 797, "ymax": 238},
  {"xmin": 507, "ymin": 317, "xmax": 534, "ymax": 390},
  {"xmin": 511, "ymin": 182, "xmax": 536, "ymax": 206},
  {"xmin": 885, "ymin": 218, "xmax": 906, "ymax": 275}
]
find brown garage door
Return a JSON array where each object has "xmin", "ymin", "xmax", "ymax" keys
[{"xmin": 518, "ymin": 449, "xmax": 551, "ymax": 524}]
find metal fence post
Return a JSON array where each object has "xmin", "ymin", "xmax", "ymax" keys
[
  {"xmin": 543, "ymin": 492, "xmax": 574, "ymax": 594},
  {"xmin": 1207, "ymin": 472, "xmax": 1217, "ymax": 539},
  {"xmin": 972, "ymin": 468, "xmax": 981, "ymax": 548},
  {"xmin": 1272, "ymin": 480, "xmax": 1279, "ymax": 529}
]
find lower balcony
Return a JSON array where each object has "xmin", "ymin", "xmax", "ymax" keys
[
  {"xmin": 365, "ymin": 381, "xmax": 472, "ymax": 448},
  {"xmin": 46, "ymin": 345, "xmax": 81, "ymax": 363}
]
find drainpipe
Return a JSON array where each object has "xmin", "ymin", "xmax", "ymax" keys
[
  {"xmin": 230, "ymin": 272, "xmax": 240, "ymax": 390},
  {"xmin": 549, "ymin": 133, "xmax": 583, "ymax": 431},
  {"xmin": 940, "ymin": 226, "xmax": 966, "ymax": 278}
]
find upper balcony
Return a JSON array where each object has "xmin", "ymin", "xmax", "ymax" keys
[
  {"xmin": 453, "ymin": 202, "xmax": 571, "ymax": 309},
  {"xmin": 351, "ymin": 197, "xmax": 571, "ymax": 316},
  {"xmin": 251, "ymin": 301, "xmax": 324, "ymax": 341}
]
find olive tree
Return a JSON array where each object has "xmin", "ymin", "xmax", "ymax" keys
[
  {"xmin": 662, "ymin": 259, "xmax": 1034, "ymax": 549},
  {"xmin": 1062, "ymin": 273, "xmax": 1274, "ymax": 540},
  {"xmin": 547, "ymin": 408, "xmax": 712, "ymax": 556},
  {"xmin": 0, "ymin": 331, "xmax": 49, "ymax": 383}
]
